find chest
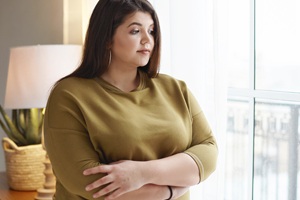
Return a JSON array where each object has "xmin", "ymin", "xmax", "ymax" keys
[{"xmin": 82, "ymin": 89, "xmax": 192, "ymax": 162}]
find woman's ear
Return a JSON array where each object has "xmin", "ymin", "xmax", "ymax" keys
[{"xmin": 106, "ymin": 41, "xmax": 112, "ymax": 50}]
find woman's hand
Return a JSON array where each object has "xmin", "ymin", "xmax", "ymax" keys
[
  {"xmin": 172, "ymin": 186, "xmax": 190, "ymax": 199},
  {"xmin": 83, "ymin": 160, "xmax": 147, "ymax": 199}
]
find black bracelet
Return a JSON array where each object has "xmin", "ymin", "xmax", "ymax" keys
[{"xmin": 165, "ymin": 186, "xmax": 173, "ymax": 200}]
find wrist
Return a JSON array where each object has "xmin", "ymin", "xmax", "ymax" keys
[
  {"xmin": 141, "ymin": 160, "xmax": 156, "ymax": 184},
  {"xmin": 165, "ymin": 186, "xmax": 173, "ymax": 200},
  {"xmin": 143, "ymin": 184, "xmax": 173, "ymax": 200}
]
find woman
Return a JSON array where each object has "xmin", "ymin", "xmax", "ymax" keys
[{"xmin": 44, "ymin": 0, "xmax": 218, "ymax": 199}]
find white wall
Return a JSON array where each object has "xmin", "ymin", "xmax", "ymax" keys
[{"xmin": 0, "ymin": 0, "xmax": 64, "ymax": 172}]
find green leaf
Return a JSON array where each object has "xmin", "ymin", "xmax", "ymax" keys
[
  {"xmin": 26, "ymin": 108, "xmax": 40, "ymax": 144},
  {"xmin": 19, "ymin": 109, "xmax": 26, "ymax": 132},
  {"xmin": 0, "ymin": 105, "xmax": 27, "ymax": 145},
  {"xmin": 0, "ymin": 119, "xmax": 19, "ymax": 144},
  {"xmin": 25, "ymin": 109, "xmax": 30, "ymax": 128},
  {"xmin": 13, "ymin": 109, "xmax": 23, "ymax": 134},
  {"xmin": 12, "ymin": 110, "xmax": 17, "ymax": 126}
]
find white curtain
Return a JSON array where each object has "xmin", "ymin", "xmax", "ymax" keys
[
  {"xmin": 149, "ymin": 0, "xmax": 228, "ymax": 199},
  {"xmin": 84, "ymin": 0, "xmax": 229, "ymax": 199}
]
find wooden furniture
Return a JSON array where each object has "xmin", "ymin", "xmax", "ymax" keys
[{"xmin": 0, "ymin": 172, "xmax": 38, "ymax": 200}]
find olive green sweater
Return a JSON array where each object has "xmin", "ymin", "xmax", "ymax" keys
[{"xmin": 44, "ymin": 70, "xmax": 218, "ymax": 200}]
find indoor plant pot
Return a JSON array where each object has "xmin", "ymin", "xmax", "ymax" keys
[
  {"xmin": 0, "ymin": 105, "xmax": 46, "ymax": 191},
  {"xmin": 2, "ymin": 137, "xmax": 46, "ymax": 191}
]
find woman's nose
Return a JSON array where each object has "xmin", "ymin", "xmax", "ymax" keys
[{"xmin": 141, "ymin": 31, "xmax": 152, "ymax": 45}]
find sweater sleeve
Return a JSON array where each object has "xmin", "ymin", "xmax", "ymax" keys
[
  {"xmin": 184, "ymin": 89, "xmax": 218, "ymax": 183},
  {"xmin": 44, "ymin": 83, "xmax": 107, "ymax": 199}
]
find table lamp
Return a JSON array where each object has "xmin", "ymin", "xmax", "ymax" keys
[
  {"xmin": 4, "ymin": 45, "xmax": 82, "ymax": 109},
  {"xmin": 4, "ymin": 45, "xmax": 82, "ymax": 199}
]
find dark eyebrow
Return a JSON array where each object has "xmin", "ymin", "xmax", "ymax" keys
[
  {"xmin": 127, "ymin": 22, "xmax": 142, "ymax": 28},
  {"xmin": 127, "ymin": 22, "xmax": 154, "ymax": 28}
]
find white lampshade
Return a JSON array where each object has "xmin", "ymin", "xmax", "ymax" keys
[{"xmin": 4, "ymin": 45, "xmax": 82, "ymax": 109}]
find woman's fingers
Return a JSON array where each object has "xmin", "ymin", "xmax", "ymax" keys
[
  {"xmin": 86, "ymin": 175, "xmax": 113, "ymax": 191},
  {"xmin": 105, "ymin": 188, "xmax": 129, "ymax": 200},
  {"xmin": 105, "ymin": 187, "xmax": 126, "ymax": 200},
  {"xmin": 93, "ymin": 183, "xmax": 120, "ymax": 199},
  {"xmin": 83, "ymin": 165, "xmax": 112, "ymax": 175},
  {"xmin": 84, "ymin": 161, "xmax": 146, "ymax": 198}
]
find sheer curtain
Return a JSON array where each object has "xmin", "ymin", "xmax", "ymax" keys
[
  {"xmin": 149, "ymin": 0, "xmax": 228, "ymax": 199},
  {"xmin": 83, "ymin": 0, "xmax": 229, "ymax": 199}
]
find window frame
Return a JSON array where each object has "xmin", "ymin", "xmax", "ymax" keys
[{"xmin": 227, "ymin": 0, "xmax": 300, "ymax": 199}]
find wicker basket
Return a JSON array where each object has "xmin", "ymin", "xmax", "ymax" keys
[{"xmin": 2, "ymin": 137, "xmax": 46, "ymax": 191}]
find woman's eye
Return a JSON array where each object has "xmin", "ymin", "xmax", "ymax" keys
[
  {"xmin": 148, "ymin": 30, "xmax": 155, "ymax": 35},
  {"xmin": 130, "ymin": 30, "xmax": 139, "ymax": 34}
]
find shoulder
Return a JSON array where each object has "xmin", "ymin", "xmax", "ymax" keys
[
  {"xmin": 151, "ymin": 73, "xmax": 188, "ymax": 93},
  {"xmin": 50, "ymin": 77, "xmax": 96, "ymax": 97},
  {"xmin": 45, "ymin": 77, "xmax": 90, "ymax": 130},
  {"xmin": 47, "ymin": 77, "xmax": 97, "ymax": 106},
  {"xmin": 53, "ymin": 77, "xmax": 94, "ymax": 91},
  {"xmin": 151, "ymin": 73, "xmax": 201, "ymax": 113}
]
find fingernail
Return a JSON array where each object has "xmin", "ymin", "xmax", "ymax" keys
[
  {"xmin": 83, "ymin": 171, "xmax": 88, "ymax": 175},
  {"xmin": 85, "ymin": 186, "xmax": 90, "ymax": 191},
  {"xmin": 93, "ymin": 194, "xmax": 98, "ymax": 198}
]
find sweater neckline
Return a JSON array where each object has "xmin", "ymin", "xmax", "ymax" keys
[{"xmin": 94, "ymin": 69, "xmax": 147, "ymax": 93}]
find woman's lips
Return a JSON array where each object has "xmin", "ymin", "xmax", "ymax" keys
[{"xmin": 137, "ymin": 49, "xmax": 150, "ymax": 54}]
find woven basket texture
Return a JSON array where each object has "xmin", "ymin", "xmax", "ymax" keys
[{"xmin": 2, "ymin": 137, "xmax": 46, "ymax": 191}]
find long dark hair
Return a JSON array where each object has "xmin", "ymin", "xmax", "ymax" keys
[{"xmin": 58, "ymin": 0, "xmax": 161, "ymax": 84}]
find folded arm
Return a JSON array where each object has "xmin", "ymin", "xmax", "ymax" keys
[
  {"xmin": 84, "ymin": 89, "xmax": 218, "ymax": 199},
  {"xmin": 108, "ymin": 184, "xmax": 188, "ymax": 200},
  {"xmin": 45, "ymin": 84, "xmax": 184, "ymax": 200},
  {"xmin": 139, "ymin": 89, "xmax": 218, "ymax": 186}
]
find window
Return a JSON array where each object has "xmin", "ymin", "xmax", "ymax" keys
[{"xmin": 225, "ymin": 0, "xmax": 300, "ymax": 200}]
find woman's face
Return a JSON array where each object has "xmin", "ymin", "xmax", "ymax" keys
[{"xmin": 110, "ymin": 11, "xmax": 155, "ymax": 69}]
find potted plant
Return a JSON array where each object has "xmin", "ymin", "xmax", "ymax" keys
[{"xmin": 0, "ymin": 105, "xmax": 46, "ymax": 191}]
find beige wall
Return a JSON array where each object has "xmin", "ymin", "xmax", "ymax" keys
[
  {"xmin": 0, "ymin": 0, "xmax": 91, "ymax": 172},
  {"xmin": 0, "ymin": 0, "xmax": 64, "ymax": 172}
]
